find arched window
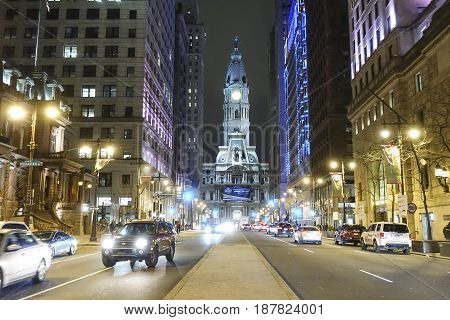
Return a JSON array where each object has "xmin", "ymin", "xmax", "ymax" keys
[
  {"xmin": 227, "ymin": 75, "xmax": 230, "ymax": 83},
  {"xmin": 242, "ymin": 76, "xmax": 246, "ymax": 84},
  {"xmin": 235, "ymin": 109, "xmax": 240, "ymax": 119}
]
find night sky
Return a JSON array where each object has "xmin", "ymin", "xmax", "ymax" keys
[{"xmin": 198, "ymin": 0, "xmax": 275, "ymax": 162}]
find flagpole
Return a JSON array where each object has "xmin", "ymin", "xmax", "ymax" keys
[{"xmin": 34, "ymin": 0, "xmax": 43, "ymax": 69}]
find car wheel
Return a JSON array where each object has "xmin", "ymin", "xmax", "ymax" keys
[
  {"xmin": 68, "ymin": 245, "xmax": 76, "ymax": 256},
  {"xmin": 0, "ymin": 268, "xmax": 3, "ymax": 292},
  {"xmin": 374, "ymin": 241, "xmax": 380, "ymax": 253},
  {"xmin": 102, "ymin": 255, "xmax": 116, "ymax": 268},
  {"xmin": 361, "ymin": 239, "xmax": 367, "ymax": 251},
  {"xmin": 318, "ymin": 241, "xmax": 322, "ymax": 245},
  {"xmin": 353, "ymin": 242, "xmax": 358, "ymax": 246},
  {"xmin": 403, "ymin": 248, "xmax": 411, "ymax": 255},
  {"xmin": 33, "ymin": 259, "xmax": 47, "ymax": 283},
  {"xmin": 166, "ymin": 243, "xmax": 175, "ymax": 262},
  {"xmin": 334, "ymin": 237, "xmax": 338, "ymax": 245},
  {"xmin": 130, "ymin": 260, "xmax": 136, "ymax": 268},
  {"xmin": 145, "ymin": 247, "xmax": 159, "ymax": 268},
  {"xmin": 274, "ymin": 233, "xmax": 277, "ymax": 237}
]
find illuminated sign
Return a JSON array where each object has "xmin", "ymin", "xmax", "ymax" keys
[{"xmin": 223, "ymin": 186, "xmax": 251, "ymax": 202}]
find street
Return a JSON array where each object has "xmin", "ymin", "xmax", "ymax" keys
[
  {"xmin": 0, "ymin": 232, "xmax": 223, "ymax": 300},
  {"xmin": 244, "ymin": 231, "xmax": 450, "ymax": 300}
]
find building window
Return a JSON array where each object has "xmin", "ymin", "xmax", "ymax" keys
[
  {"xmin": 66, "ymin": 9, "xmax": 79, "ymax": 20},
  {"xmin": 82, "ymin": 85, "xmax": 96, "ymax": 98},
  {"xmin": 125, "ymin": 87, "xmax": 134, "ymax": 97},
  {"xmin": 101, "ymin": 128, "xmax": 115, "ymax": 139},
  {"xmin": 6, "ymin": 9, "xmax": 19, "ymax": 20},
  {"xmin": 79, "ymin": 127, "xmax": 93, "ymax": 139},
  {"xmin": 46, "ymin": 9, "xmax": 59, "ymax": 20},
  {"xmin": 84, "ymin": 46, "xmax": 97, "ymax": 58},
  {"xmin": 85, "ymin": 27, "xmax": 99, "ymax": 38},
  {"xmin": 86, "ymin": 8, "xmax": 100, "ymax": 19},
  {"xmin": 125, "ymin": 107, "xmax": 133, "ymax": 117},
  {"xmin": 105, "ymin": 46, "xmax": 119, "ymax": 57},
  {"xmin": 129, "ymin": 10, "xmax": 137, "ymax": 19},
  {"xmin": 126, "ymin": 67, "xmax": 135, "ymax": 77},
  {"xmin": 62, "ymin": 65, "xmax": 76, "ymax": 77},
  {"xmin": 119, "ymin": 197, "xmax": 132, "ymax": 206},
  {"xmin": 123, "ymin": 129, "xmax": 133, "ymax": 139},
  {"xmin": 123, "ymin": 150, "xmax": 132, "ymax": 159},
  {"xmin": 389, "ymin": 90, "xmax": 394, "ymax": 108},
  {"xmin": 104, "ymin": 65, "xmax": 117, "ymax": 77},
  {"xmin": 2, "ymin": 46, "xmax": 15, "ymax": 58},
  {"xmin": 62, "ymin": 85, "xmax": 74, "ymax": 97},
  {"xmin": 101, "ymin": 105, "xmax": 115, "ymax": 117},
  {"xmin": 374, "ymin": 1, "xmax": 379, "ymax": 18},
  {"xmin": 107, "ymin": 9, "xmax": 120, "ymax": 19},
  {"xmin": 99, "ymin": 173, "xmax": 112, "ymax": 187},
  {"xmin": 83, "ymin": 65, "xmax": 96, "ymax": 77},
  {"xmin": 81, "ymin": 105, "xmax": 94, "ymax": 118},
  {"xmin": 44, "ymin": 27, "xmax": 57, "ymax": 39},
  {"xmin": 23, "ymin": 46, "xmax": 36, "ymax": 58},
  {"xmin": 42, "ymin": 65, "xmax": 55, "ymax": 76},
  {"xmin": 64, "ymin": 27, "xmax": 78, "ymax": 38},
  {"xmin": 103, "ymin": 85, "xmax": 117, "ymax": 97},
  {"xmin": 63, "ymin": 45, "xmax": 77, "ymax": 58},
  {"xmin": 4, "ymin": 27, "xmax": 17, "ymax": 39},
  {"xmin": 128, "ymin": 29, "xmax": 136, "ymax": 38},
  {"xmin": 127, "ymin": 48, "xmax": 135, "ymax": 57},
  {"xmin": 79, "ymin": 146, "xmax": 92, "ymax": 158},
  {"xmin": 43, "ymin": 46, "xmax": 56, "ymax": 58},
  {"xmin": 106, "ymin": 27, "xmax": 119, "ymax": 38},
  {"xmin": 24, "ymin": 27, "xmax": 37, "ymax": 39},
  {"xmin": 415, "ymin": 72, "xmax": 423, "ymax": 93},
  {"xmin": 26, "ymin": 9, "xmax": 39, "ymax": 20},
  {"xmin": 122, "ymin": 175, "xmax": 131, "ymax": 185}
]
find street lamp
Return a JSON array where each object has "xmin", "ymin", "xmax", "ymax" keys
[
  {"xmin": 435, "ymin": 165, "xmax": 449, "ymax": 193},
  {"xmin": 7, "ymin": 103, "xmax": 60, "ymax": 226},
  {"xmin": 407, "ymin": 128, "xmax": 421, "ymax": 140},
  {"xmin": 329, "ymin": 160, "xmax": 355, "ymax": 225},
  {"xmin": 380, "ymin": 128, "xmax": 391, "ymax": 139}
]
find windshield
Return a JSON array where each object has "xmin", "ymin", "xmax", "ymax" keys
[
  {"xmin": 34, "ymin": 231, "xmax": 54, "ymax": 240},
  {"xmin": 348, "ymin": 225, "xmax": 365, "ymax": 231},
  {"xmin": 383, "ymin": 224, "xmax": 409, "ymax": 233},
  {"xmin": 119, "ymin": 223, "xmax": 156, "ymax": 235},
  {"xmin": 279, "ymin": 223, "xmax": 292, "ymax": 228}
]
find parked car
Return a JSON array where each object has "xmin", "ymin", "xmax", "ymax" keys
[
  {"xmin": 272, "ymin": 223, "xmax": 294, "ymax": 237},
  {"xmin": 360, "ymin": 222, "xmax": 411, "ymax": 254},
  {"xmin": 101, "ymin": 220, "xmax": 176, "ymax": 268},
  {"xmin": 0, "ymin": 229, "xmax": 52, "ymax": 293},
  {"xmin": 334, "ymin": 224, "xmax": 366, "ymax": 246},
  {"xmin": 240, "ymin": 224, "xmax": 251, "ymax": 231},
  {"xmin": 294, "ymin": 226, "xmax": 322, "ymax": 244},
  {"xmin": 34, "ymin": 230, "xmax": 77, "ymax": 258},
  {"xmin": 0, "ymin": 221, "xmax": 30, "ymax": 231}
]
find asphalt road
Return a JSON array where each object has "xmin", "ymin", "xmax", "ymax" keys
[
  {"xmin": 0, "ymin": 232, "xmax": 223, "ymax": 300},
  {"xmin": 244, "ymin": 231, "xmax": 450, "ymax": 300}
]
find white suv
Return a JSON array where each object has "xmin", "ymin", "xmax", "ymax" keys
[
  {"xmin": 360, "ymin": 222, "xmax": 411, "ymax": 255},
  {"xmin": 0, "ymin": 221, "xmax": 30, "ymax": 231}
]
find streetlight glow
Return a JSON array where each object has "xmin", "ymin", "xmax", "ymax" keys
[
  {"xmin": 303, "ymin": 177, "xmax": 311, "ymax": 185},
  {"xmin": 407, "ymin": 128, "xmax": 421, "ymax": 140},
  {"xmin": 45, "ymin": 106, "xmax": 60, "ymax": 118},
  {"xmin": 330, "ymin": 161, "xmax": 338, "ymax": 170},
  {"xmin": 380, "ymin": 129, "xmax": 391, "ymax": 139},
  {"xmin": 317, "ymin": 178, "xmax": 324, "ymax": 185},
  {"xmin": 348, "ymin": 161, "xmax": 356, "ymax": 170},
  {"xmin": 8, "ymin": 106, "xmax": 26, "ymax": 120}
]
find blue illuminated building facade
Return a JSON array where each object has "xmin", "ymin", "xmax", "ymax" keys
[{"xmin": 282, "ymin": 0, "xmax": 310, "ymax": 186}]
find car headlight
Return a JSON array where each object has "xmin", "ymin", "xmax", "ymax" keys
[
  {"xmin": 135, "ymin": 238, "xmax": 148, "ymax": 249},
  {"xmin": 102, "ymin": 238, "xmax": 114, "ymax": 249}
]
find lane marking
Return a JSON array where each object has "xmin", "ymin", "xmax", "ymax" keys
[
  {"xmin": 21, "ymin": 267, "xmax": 112, "ymax": 300},
  {"xmin": 304, "ymin": 249, "xmax": 314, "ymax": 254},
  {"xmin": 359, "ymin": 269, "xmax": 393, "ymax": 283},
  {"xmin": 265, "ymin": 235, "xmax": 297, "ymax": 247},
  {"xmin": 324, "ymin": 243, "xmax": 342, "ymax": 249},
  {"xmin": 52, "ymin": 252, "xmax": 101, "ymax": 265}
]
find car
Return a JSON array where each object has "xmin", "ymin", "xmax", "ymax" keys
[
  {"xmin": 294, "ymin": 226, "xmax": 322, "ymax": 244},
  {"xmin": 254, "ymin": 222, "xmax": 268, "ymax": 232},
  {"xmin": 0, "ymin": 221, "xmax": 30, "ymax": 231},
  {"xmin": 101, "ymin": 220, "xmax": 176, "ymax": 268},
  {"xmin": 240, "ymin": 223, "xmax": 251, "ymax": 231},
  {"xmin": 266, "ymin": 223, "xmax": 277, "ymax": 235},
  {"xmin": 34, "ymin": 230, "xmax": 78, "ymax": 258},
  {"xmin": 334, "ymin": 224, "xmax": 366, "ymax": 246},
  {"xmin": 0, "ymin": 229, "xmax": 52, "ymax": 293},
  {"xmin": 272, "ymin": 223, "xmax": 294, "ymax": 237},
  {"xmin": 360, "ymin": 222, "xmax": 411, "ymax": 254}
]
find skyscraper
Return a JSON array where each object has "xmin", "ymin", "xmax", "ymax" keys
[
  {"xmin": 176, "ymin": 0, "xmax": 206, "ymax": 188},
  {"xmin": 0, "ymin": 0, "xmax": 176, "ymax": 220}
]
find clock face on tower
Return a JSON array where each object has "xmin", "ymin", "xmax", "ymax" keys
[{"xmin": 231, "ymin": 90, "xmax": 241, "ymax": 102}]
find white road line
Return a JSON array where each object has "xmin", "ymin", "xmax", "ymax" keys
[
  {"xmin": 52, "ymin": 252, "xmax": 100, "ymax": 265},
  {"xmin": 324, "ymin": 243, "xmax": 342, "ymax": 249},
  {"xmin": 359, "ymin": 269, "xmax": 393, "ymax": 283},
  {"xmin": 304, "ymin": 249, "xmax": 314, "ymax": 254},
  {"xmin": 356, "ymin": 251, "xmax": 370, "ymax": 255},
  {"xmin": 21, "ymin": 267, "xmax": 112, "ymax": 300},
  {"xmin": 265, "ymin": 235, "xmax": 297, "ymax": 247}
]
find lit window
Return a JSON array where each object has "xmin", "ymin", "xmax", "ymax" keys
[
  {"xmin": 119, "ymin": 197, "xmax": 132, "ymax": 206},
  {"xmin": 63, "ymin": 45, "xmax": 77, "ymax": 58},
  {"xmin": 415, "ymin": 72, "xmax": 423, "ymax": 93},
  {"xmin": 82, "ymin": 85, "xmax": 96, "ymax": 98},
  {"xmin": 79, "ymin": 146, "xmax": 92, "ymax": 158}
]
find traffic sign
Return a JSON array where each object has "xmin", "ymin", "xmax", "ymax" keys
[
  {"xmin": 20, "ymin": 160, "xmax": 43, "ymax": 167},
  {"xmin": 407, "ymin": 202, "xmax": 417, "ymax": 214}
]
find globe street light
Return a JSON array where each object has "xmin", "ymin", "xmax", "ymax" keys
[
  {"xmin": 407, "ymin": 128, "xmax": 421, "ymax": 140},
  {"xmin": 435, "ymin": 165, "xmax": 449, "ymax": 193},
  {"xmin": 380, "ymin": 128, "xmax": 391, "ymax": 139}
]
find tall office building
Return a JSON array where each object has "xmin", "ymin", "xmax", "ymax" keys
[
  {"xmin": 176, "ymin": 0, "xmax": 206, "ymax": 188},
  {"xmin": 0, "ymin": 0, "xmax": 176, "ymax": 221},
  {"xmin": 305, "ymin": 0, "xmax": 353, "ymax": 226}
]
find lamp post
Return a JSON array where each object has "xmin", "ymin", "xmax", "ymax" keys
[
  {"xmin": 329, "ymin": 160, "xmax": 355, "ymax": 225},
  {"xmin": 434, "ymin": 165, "xmax": 449, "ymax": 193},
  {"xmin": 8, "ymin": 103, "xmax": 60, "ymax": 226}
]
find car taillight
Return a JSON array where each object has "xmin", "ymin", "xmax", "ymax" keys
[{"xmin": 380, "ymin": 232, "xmax": 384, "ymax": 238}]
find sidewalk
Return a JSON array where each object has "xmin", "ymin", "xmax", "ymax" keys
[{"xmin": 164, "ymin": 232, "xmax": 298, "ymax": 300}]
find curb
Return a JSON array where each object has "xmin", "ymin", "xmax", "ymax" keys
[
  {"xmin": 411, "ymin": 252, "xmax": 450, "ymax": 261},
  {"xmin": 163, "ymin": 234, "xmax": 225, "ymax": 300},
  {"xmin": 78, "ymin": 243, "xmax": 100, "ymax": 246},
  {"xmin": 243, "ymin": 234, "xmax": 300, "ymax": 300}
]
